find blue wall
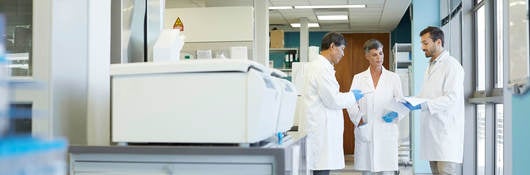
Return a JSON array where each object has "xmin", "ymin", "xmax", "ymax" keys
[
  {"xmin": 391, "ymin": 7, "xmax": 412, "ymax": 47},
  {"xmin": 512, "ymin": 93, "xmax": 530, "ymax": 174},
  {"xmin": 284, "ymin": 31, "xmax": 328, "ymax": 48},
  {"xmin": 411, "ymin": 0, "xmax": 439, "ymax": 173},
  {"xmin": 269, "ymin": 31, "xmax": 328, "ymax": 69}
]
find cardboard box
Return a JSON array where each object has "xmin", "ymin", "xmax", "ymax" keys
[{"xmin": 270, "ymin": 30, "xmax": 284, "ymax": 48}]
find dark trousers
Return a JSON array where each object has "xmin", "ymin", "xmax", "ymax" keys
[{"xmin": 312, "ymin": 170, "xmax": 330, "ymax": 175}]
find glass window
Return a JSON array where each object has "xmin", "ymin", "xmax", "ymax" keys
[
  {"xmin": 451, "ymin": 0, "xmax": 462, "ymax": 10},
  {"xmin": 477, "ymin": 104, "xmax": 486, "ymax": 175},
  {"xmin": 495, "ymin": 0, "xmax": 504, "ymax": 88},
  {"xmin": 0, "ymin": 0, "xmax": 33, "ymax": 77},
  {"xmin": 495, "ymin": 104, "xmax": 504, "ymax": 175},
  {"xmin": 476, "ymin": 6, "xmax": 486, "ymax": 91}
]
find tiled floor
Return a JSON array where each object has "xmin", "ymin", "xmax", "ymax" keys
[{"xmin": 330, "ymin": 155, "xmax": 413, "ymax": 175}]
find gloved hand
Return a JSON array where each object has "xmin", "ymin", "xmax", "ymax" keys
[
  {"xmin": 402, "ymin": 101, "xmax": 421, "ymax": 111},
  {"xmin": 382, "ymin": 111, "xmax": 398, "ymax": 123},
  {"xmin": 351, "ymin": 89, "xmax": 364, "ymax": 101}
]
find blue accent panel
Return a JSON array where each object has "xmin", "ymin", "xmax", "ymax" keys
[
  {"xmin": 391, "ymin": 7, "xmax": 412, "ymax": 47},
  {"xmin": 269, "ymin": 31, "xmax": 329, "ymax": 70},
  {"xmin": 411, "ymin": 0, "xmax": 439, "ymax": 173},
  {"xmin": 512, "ymin": 93, "xmax": 530, "ymax": 174},
  {"xmin": 284, "ymin": 31, "xmax": 329, "ymax": 48},
  {"xmin": 284, "ymin": 32, "xmax": 300, "ymax": 48}
]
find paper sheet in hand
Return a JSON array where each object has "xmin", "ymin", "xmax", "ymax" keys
[
  {"xmin": 402, "ymin": 97, "xmax": 427, "ymax": 106},
  {"xmin": 362, "ymin": 90, "xmax": 374, "ymax": 95},
  {"xmin": 384, "ymin": 100, "xmax": 410, "ymax": 116}
]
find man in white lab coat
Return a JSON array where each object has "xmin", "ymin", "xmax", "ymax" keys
[
  {"xmin": 403, "ymin": 26, "xmax": 465, "ymax": 175},
  {"xmin": 347, "ymin": 39, "xmax": 404, "ymax": 175},
  {"xmin": 301, "ymin": 32, "xmax": 363, "ymax": 175}
]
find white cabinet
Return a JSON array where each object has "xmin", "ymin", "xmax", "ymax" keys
[
  {"xmin": 390, "ymin": 43, "xmax": 413, "ymax": 165},
  {"xmin": 391, "ymin": 43, "xmax": 412, "ymax": 96},
  {"xmin": 390, "ymin": 43, "xmax": 412, "ymax": 71}
]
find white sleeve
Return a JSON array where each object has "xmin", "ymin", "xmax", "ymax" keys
[
  {"xmin": 316, "ymin": 68, "xmax": 357, "ymax": 110},
  {"xmin": 346, "ymin": 75, "xmax": 363, "ymax": 126}
]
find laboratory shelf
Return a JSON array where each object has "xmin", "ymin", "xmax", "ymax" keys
[{"xmin": 269, "ymin": 48, "xmax": 299, "ymax": 52}]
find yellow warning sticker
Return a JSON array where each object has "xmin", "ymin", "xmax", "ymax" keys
[{"xmin": 173, "ymin": 17, "xmax": 184, "ymax": 31}]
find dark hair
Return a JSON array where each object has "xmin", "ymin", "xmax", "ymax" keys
[
  {"xmin": 362, "ymin": 39, "xmax": 383, "ymax": 54},
  {"xmin": 320, "ymin": 32, "xmax": 346, "ymax": 50},
  {"xmin": 420, "ymin": 26, "xmax": 444, "ymax": 46}
]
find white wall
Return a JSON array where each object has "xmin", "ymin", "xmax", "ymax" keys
[{"xmin": 14, "ymin": 0, "xmax": 111, "ymax": 145}]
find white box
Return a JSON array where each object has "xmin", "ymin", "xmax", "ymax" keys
[
  {"xmin": 230, "ymin": 46, "xmax": 248, "ymax": 60},
  {"xmin": 153, "ymin": 29, "xmax": 183, "ymax": 62}
]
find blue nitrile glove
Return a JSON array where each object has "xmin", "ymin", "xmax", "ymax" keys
[
  {"xmin": 382, "ymin": 111, "xmax": 398, "ymax": 123},
  {"xmin": 351, "ymin": 89, "xmax": 364, "ymax": 101},
  {"xmin": 402, "ymin": 101, "xmax": 421, "ymax": 111}
]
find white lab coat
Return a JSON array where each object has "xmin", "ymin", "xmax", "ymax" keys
[
  {"xmin": 301, "ymin": 55, "xmax": 357, "ymax": 170},
  {"xmin": 418, "ymin": 51, "xmax": 465, "ymax": 163},
  {"xmin": 347, "ymin": 67, "xmax": 404, "ymax": 172}
]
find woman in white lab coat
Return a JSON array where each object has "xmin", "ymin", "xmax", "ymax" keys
[{"xmin": 348, "ymin": 39, "xmax": 404, "ymax": 175}]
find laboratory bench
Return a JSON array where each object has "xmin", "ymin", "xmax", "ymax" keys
[{"xmin": 69, "ymin": 132, "xmax": 308, "ymax": 175}]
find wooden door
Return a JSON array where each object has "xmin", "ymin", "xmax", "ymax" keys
[{"xmin": 335, "ymin": 33, "xmax": 390, "ymax": 154}]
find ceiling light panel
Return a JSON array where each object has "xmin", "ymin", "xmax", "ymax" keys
[
  {"xmin": 294, "ymin": 4, "xmax": 366, "ymax": 9},
  {"xmin": 290, "ymin": 23, "xmax": 320, "ymax": 28},
  {"xmin": 317, "ymin": 15, "xmax": 348, "ymax": 20},
  {"xmin": 269, "ymin": 6, "xmax": 293, "ymax": 10}
]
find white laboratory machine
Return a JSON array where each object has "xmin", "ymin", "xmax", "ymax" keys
[
  {"xmin": 110, "ymin": 59, "xmax": 280, "ymax": 144},
  {"xmin": 270, "ymin": 69, "xmax": 298, "ymax": 134}
]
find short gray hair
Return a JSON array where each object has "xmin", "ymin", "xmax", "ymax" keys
[{"xmin": 362, "ymin": 39, "xmax": 383, "ymax": 54}]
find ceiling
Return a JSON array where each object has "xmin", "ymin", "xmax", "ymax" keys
[{"xmin": 165, "ymin": 0, "xmax": 411, "ymax": 33}]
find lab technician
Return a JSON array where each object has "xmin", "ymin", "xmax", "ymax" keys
[
  {"xmin": 301, "ymin": 32, "xmax": 363, "ymax": 175},
  {"xmin": 403, "ymin": 26, "xmax": 465, "ymax": 175},
  {"xmin": 347, "ymin": 39, "xmax": 404, "ymax": 175}
]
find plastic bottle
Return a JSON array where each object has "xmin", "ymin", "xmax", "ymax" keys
[{"xmin": 288, "ymin": 54, "xmax": 293, "ymax": 68}]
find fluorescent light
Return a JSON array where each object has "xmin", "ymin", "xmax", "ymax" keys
[
  {"xmin": 295, "ymin": 4, "xmax": 366, "ymax": 9},
  {"xmin": 290, "ymin": 23, "xmax": 320, "ymax": 28},
  {"xmin": 317, "ymin": 15, "xmax": 348, "ymax": 21},
  {"xmin": 269, "ymin": 6, "xmax": 293, "ymax": 10}
]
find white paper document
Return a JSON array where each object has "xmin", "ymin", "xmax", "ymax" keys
[
  {"xmin": 362, "ymin": 90, "xmax": 374, "ymax": 95},
  {"xmin": 384, "ymin": 99, "xmax": 410, "ymax": 116},
  {"xmin": 402, "ymin": 97, "xmax": 428, "ymax": 106}
]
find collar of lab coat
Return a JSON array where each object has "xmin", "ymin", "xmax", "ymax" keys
[
  {"xmin": 427, "ymin": 50, "xmax": 450, "ymax": 76},
  {"xmin": 431, "ymin": 50, "xmax": 450, "ymax": 65},
  {"xmin": 358, "ymin": 66, "xmax": 389, "ymax": 90},
  {"xmin": 359, "ymin": 66, "xmax": 389, "ymax": 78},
  {"xmin": 317, "ymin": 54, "xmax": 334, "ymax": 71}
]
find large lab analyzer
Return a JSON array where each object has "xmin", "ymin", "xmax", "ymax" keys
[
  {"xmin": 110, "ymin": 59, "xmax": 288, "ymax": 144},
  {"xmin": 270, "ymin": 69, "xmax": 298, "ymax": 134}
]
